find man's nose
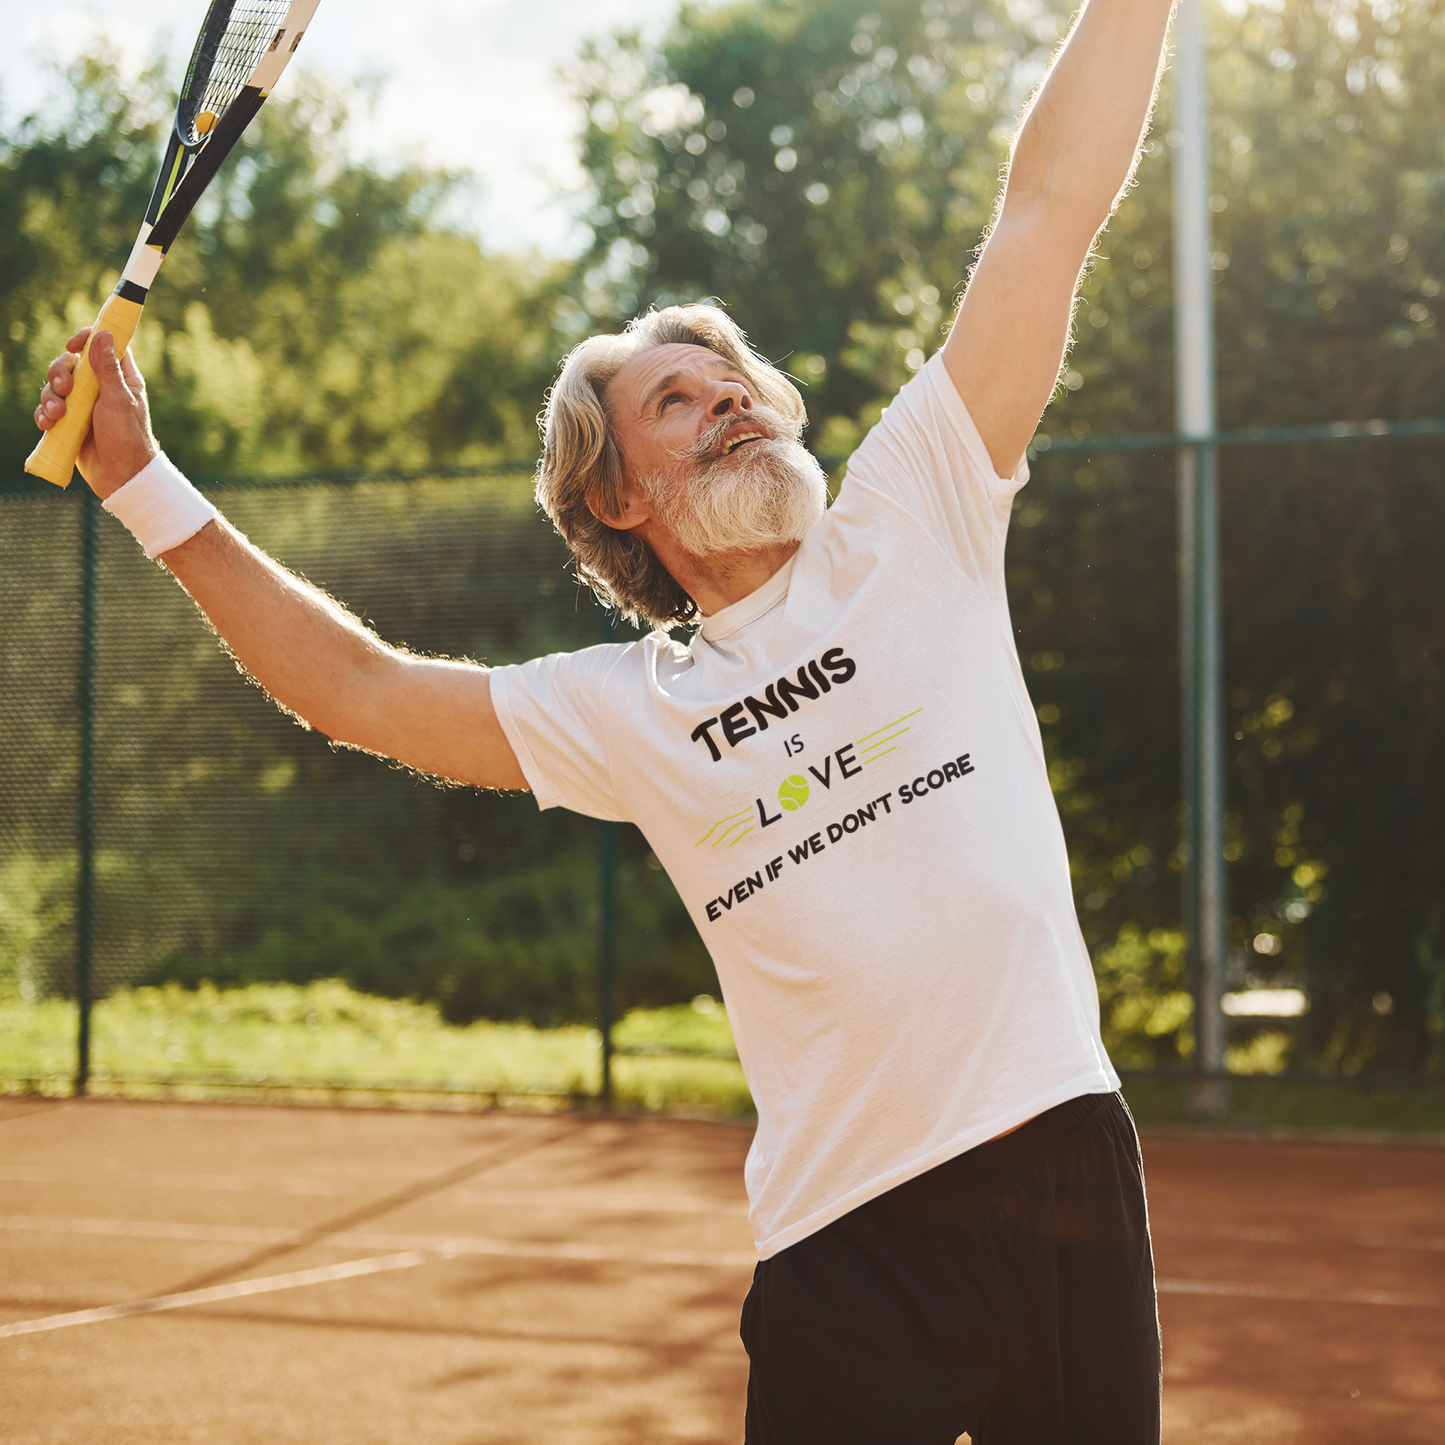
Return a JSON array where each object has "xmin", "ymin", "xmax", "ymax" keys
[{"xmin": 709, "ymin": 382, "xmax": 752, "ymax": 417}]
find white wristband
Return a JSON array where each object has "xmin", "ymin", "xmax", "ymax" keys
[{"xmin": 102, "ymin": 453, "xmax": 219, "ymax": 559}]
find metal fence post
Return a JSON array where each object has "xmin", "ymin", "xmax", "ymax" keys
[
  {"xmin": 597, "ymin": 819, "xmax": 618, "ymax": 1106},
  {"xmin": 595, "ymin": 603, "xmax": 619, "ymax": 1106},
  {"xmin": 75, "ymin": 486, "xmax": 98, "ymax": 1097},
  {"xmin": 1172, "ymin": 0, "xmax": 1229, "ymax": 1115},
  {"xmin": 1189, "ymin": 439, "xmax": 1229, "ymax": 1112},
  {"xmin": 1177, "ymin": 442, "xmax": 1201, "ymax": 1055}
]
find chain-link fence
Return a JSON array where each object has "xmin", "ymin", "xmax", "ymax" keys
[
  {"xmin": 2, "ymin": 427, "xmax": 1443, "ymax": 1105},
  {"xmin": 0, "ymin": 467, "xmax": 724, "ymax": 1102},
  {"xmin": 1016, "ymin": 422, "xmax": 1445, "ymax": 1095}
]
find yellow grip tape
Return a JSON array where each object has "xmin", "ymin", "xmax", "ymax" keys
[{"xmin": 24, "ymin": 292, "xmax": 146, "ymax": 489}]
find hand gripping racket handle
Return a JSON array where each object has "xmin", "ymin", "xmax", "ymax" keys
[{"xmin": 24, "ymin": 290, "xmax": 146, "ymax": 489}]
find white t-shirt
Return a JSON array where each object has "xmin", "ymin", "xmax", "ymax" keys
[{"xmin": 490, "ymin": 352, "xmax": 1119, "ymax": 1258}]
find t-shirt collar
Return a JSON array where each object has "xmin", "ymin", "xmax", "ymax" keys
[{"xmin": 697, "ymin": 554, "xmax": 796, "ymax": 643}]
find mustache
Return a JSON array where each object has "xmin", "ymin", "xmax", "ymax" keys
[
  {"xmin": 678, "ymin": 405, "xmax": 802, "ymax": 463},
  {"xmin": 642, "ymin": 426, "xmax": 829, "ymax": 561}
]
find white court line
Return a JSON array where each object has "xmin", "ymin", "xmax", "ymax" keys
[
  {"xmin": 0, "ymin": 1215, "xmax": 758, "ymax": 1270},
  {"xmin": 1157, "ymin": 1277, "xmax": 1445, "ymax": 1310},
  {"xmin": 0, "ymin": 1252, "xmax": 432, "ymax": 1339}
]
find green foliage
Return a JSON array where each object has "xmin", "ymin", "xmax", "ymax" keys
[
  {"xmin": 151, "ymin": 846, "xmax": 716, "ymax": 1030},
  {"xmin": 0, "ymin": 979, "xmax": 753, "ymax": 1114},
  {"xmin": 612, "ymin": 996, "xmax": 751, "ymax": 1111},
  {"xmin": 0, "ymin": 852, "xmax": 75, "ymax": 999},
  {"xmin": 1024, "ymin": 0, "xmax": 1445, "ymax": 1076},
  {"xmin": 1050, "ymin": 0, "xmax": 1445, "ymax": 441},
  {"xmin": 573, "ymin": 0, "xmax": 1057, "ymax": 446},
  {"xmin": 1094, "ymin": 924, "xmax": 1194, "ymax": 1071},
  {"xmin": 0, "ymin": 986, "xmax": 76, "ymax": 1088},
  {"xmin": 0, "ymin": 53, "xmax": 168, "ymax": 439},
  {"xmin": 574, "ymin": 0, "xmax": 1445, "ymax": 441},
  {"xmin": 1, "ymin": 51, "xmax": 566, "ymax": 476},
  {"xmin": 1119, "ymin": 1070, "xmax": 1445, "ymax": 1134},
  {"xmin": 1019, "ymin": 0, "xmax": 1445, "ymax": 1069},
  {"xmin": 614, "ymin": 993, "xmax": 738, "ymax": 1056},
  {"xmin": 2, "ymin": 474, "xmax": 716, "ymax": 1029}
]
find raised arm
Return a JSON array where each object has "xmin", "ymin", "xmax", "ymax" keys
[
  {"xmin": 944, "ymin": 0, "xmax": 1177, "ymax": 476},
  {"xmin": 35, "ymin": 330, "xmax": 528, "ymax": 792}
]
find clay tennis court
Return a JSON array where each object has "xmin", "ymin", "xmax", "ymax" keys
[{"xmin": 1, "ymin": 1097, "xmax": 1441, "ymax": 1443}]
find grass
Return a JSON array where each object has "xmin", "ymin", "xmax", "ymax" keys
[
  {"xmin": 1120, "ymin": 1072, "xmax": 1445, "ymax": 1137},
  {"xmin": 0, "ymin": 980, "xmax": 752, "ymax": 1116},
  {"xmin": 4, "ymin": 980, "xmax": 1443, "ymax": 1135}
]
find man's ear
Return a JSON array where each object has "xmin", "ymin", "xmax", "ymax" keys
[{"xmin": 587, "ymin": 474, "xmax": 653, "ymax": 532}]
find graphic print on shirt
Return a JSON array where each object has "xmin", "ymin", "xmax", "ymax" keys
[
  {"xmin": 693, "ymin": 705, "xmax": 922, "ymax": 849},
  {"xmin": 692, "ymin": 703, "xmax": 979, "ymax": 924},
  {"xmin": 688, "ymin": 647, "xmax": 859, "ymax": 761}
]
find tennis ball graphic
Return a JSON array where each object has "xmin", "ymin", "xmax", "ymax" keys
[{"xmin": 778, "ymin": 774, "xmax": 810, "ymax": 811}]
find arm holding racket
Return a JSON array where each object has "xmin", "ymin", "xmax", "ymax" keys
[{"xmin": 37, "ymin": 335, "xmax": 529, "ymax": 793}]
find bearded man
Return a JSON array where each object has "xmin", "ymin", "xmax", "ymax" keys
[{"xmin": 36, "ymin": 0, "xmax": 1179, "ymax": 1437}]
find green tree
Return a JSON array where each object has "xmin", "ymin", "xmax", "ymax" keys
[
  {"xmin": 2, "ymin": 51, "xmax": 566, "ymax": 476},
  {"xmin": 1034, "ymin": 0, "xmax": 1445, "ymax": 1075},
  {"xmin": 572, "ymin": 0, "xmax": 1060, "ymax": 452}
]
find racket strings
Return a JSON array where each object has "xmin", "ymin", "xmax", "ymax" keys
[{"xmin": 182, "ymin": 0, "xmax": 292, "ymax": 144}]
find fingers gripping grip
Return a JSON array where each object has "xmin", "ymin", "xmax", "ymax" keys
[{"xmin": 25, "ymin": 292, "xmax": 145, "ymax": 488}]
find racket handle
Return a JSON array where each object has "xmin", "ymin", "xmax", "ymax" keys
[{"xmin": 24, "ymin": 290, "xmax": 146, "ymax": 489}]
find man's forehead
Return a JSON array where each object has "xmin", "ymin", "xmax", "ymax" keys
[{"xmin": 606, "ymin": 343, "xmax": 740, "ymax": 413}]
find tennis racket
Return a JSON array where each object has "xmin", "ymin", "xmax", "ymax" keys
[{"xmin": 26, "ymin": 0, "xmax": 322, "ymax": 488}]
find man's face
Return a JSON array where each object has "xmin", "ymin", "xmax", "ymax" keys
[
  {"xmin": 602, "ymin": 342, "xmax": 827, "ymax": 558},
  {"xmin": 604, "ymin": 342, "xmax": 772, "ymax": 478}
]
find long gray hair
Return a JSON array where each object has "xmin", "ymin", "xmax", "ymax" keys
[{"xmin": 535, "ymin": 305, "xmax": 807, "ymax": 629}]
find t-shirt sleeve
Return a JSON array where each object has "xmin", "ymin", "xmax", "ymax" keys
[
  {"xmin": 840, "ymin": 351, "xmax": 1028, "ymax": 597},
  {"xmin": 487, "ymin": 643, "xmax": 632, "ymax": 822}
]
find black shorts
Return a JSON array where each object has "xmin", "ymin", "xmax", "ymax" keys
[{"xmin": 740, "ymin": 1092, "xmax": 1160, "ymax": 1445}]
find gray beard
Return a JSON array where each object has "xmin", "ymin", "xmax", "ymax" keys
[{"xmin": 644, "ymin": 409, "xmax": 828, "ymax": 558}]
